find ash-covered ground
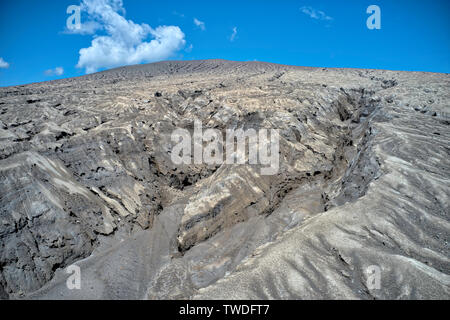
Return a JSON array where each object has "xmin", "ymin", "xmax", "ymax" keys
[{"xmin": 0, "ymin": 60, "xmax": 448, "ymax": 299}]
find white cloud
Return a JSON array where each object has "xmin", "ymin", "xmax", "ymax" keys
[
  {"xmin": 300, "ymin": 6, "xmax": 333, "ymax": 21},
  {"xmin": 64, "ymin": 20, "xmax": 103, "ymax": 35},
  {"xmin": 172, "ymin": 11, "xmax": 185, "ymax": 18},
  {"xmin": 44, "ymin": 67, "xmax": 64, "ymax": 76},
  {"xmin": 0, "ymin": 57, "xmax": 9, "ymax": 69},
  {"xmin": 74, "ymin": 0, "xmax": 186, "ymax": 74},
  {"xmin": 193, "ymin": 18, "xmax": 205, "ymax": 31},
  {"xmin": 229, "ymin": 27, "xmax": 237, "ymax": 42}
]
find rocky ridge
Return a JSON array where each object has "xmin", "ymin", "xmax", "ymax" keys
[{"xmin": 0, "ymin": 60, "xmax": 448, "ymax": 299}]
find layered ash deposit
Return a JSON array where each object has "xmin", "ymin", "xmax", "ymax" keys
[{"xmin": 0, "ymin": 60, "xmax": 448, "ymax": 299}]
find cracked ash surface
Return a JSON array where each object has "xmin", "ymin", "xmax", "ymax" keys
[{"xmin": 0, "ymin": 59, "xmax": 448, "ymax": 299}]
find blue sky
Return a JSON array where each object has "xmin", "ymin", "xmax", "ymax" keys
[{"xmin": 0, "ymin": 0, "xmax": 449, "ymax": 87}]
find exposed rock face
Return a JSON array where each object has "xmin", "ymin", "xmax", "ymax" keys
[{"xmin": 0, "ymin": 60, "xmax": 448, "ymax": 299}]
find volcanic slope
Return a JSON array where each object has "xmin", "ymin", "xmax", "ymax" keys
[{"xmin": 0, "ymin": 60, "xmax": 448, "ymax": 299}]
